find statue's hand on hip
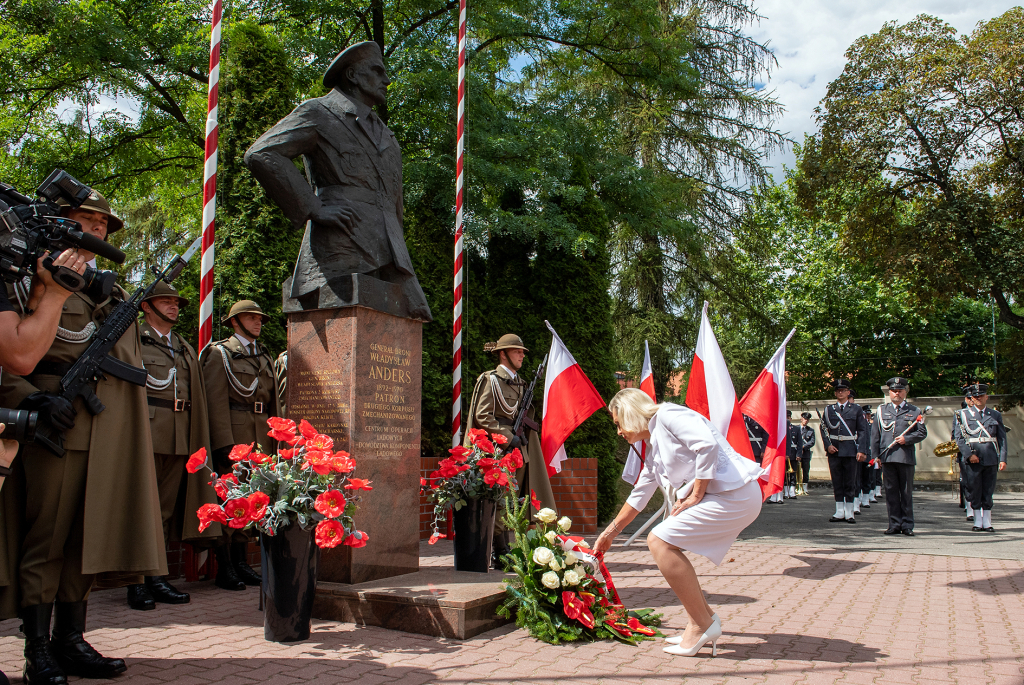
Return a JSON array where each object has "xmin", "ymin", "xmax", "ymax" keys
[{"xmin": 311, "ymin": 202, "xmax": 361, "ymax": 233}]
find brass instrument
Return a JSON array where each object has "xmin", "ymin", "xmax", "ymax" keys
[{"xmin": 933, "ymin": 440, "xmax": 960, "ymax": 500}]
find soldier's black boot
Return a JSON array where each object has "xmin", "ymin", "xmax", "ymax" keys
[
  {"xmin": 491, "ymin": 531, "xmax": 511, "ymax": 570},
  {"xmin": 214, "ymin": 546, "xmax": 245, "ymax": 591},
  {"xmin": 126, "ymin": 584, "xmax": 155, "ymax": 611},
  {"xmin": 231, "ymin": 542, "xmax": 262, "ymax": 586},
  {"xmin": 145, "ymin": 576, "xmax": 190, "ymax": 604},
  {"xmin": 50, "ymin": 601, "xmax": 127, "ymax": 679},
  {"xmin": 21, "ymin": 603, "xmax": 67, "ymax": 685}
]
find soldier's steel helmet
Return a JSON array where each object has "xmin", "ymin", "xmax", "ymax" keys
[
  {"xmin": 324, "ymin": 41, "xmax": 383, "ymax": 90},
  {"xmin": 142, "ymin": 280, "xmax": 189, "ymax": 307},
  {"xmin": 56, "ymin": 188, "xmax": 124, "ymax": 234},
  {"xmin": 222, "ymin": 300, "xmax": 270, "ymax": 324},
  {"xmin": 484, "ymin": 334, "xmax": 528, "ymax": 354}
]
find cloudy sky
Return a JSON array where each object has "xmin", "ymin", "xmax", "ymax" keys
[{"xmin": 749, "ymin": 0, "xmax": 1018, "ymax": 178}]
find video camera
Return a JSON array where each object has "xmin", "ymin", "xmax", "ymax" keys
[
  {"xmin": 0, "ymin": 169, "xmax": 126, "ymax": 300},
  {"xmin": 0, "ymin": 407, "xmax": 37, "ymax": 444}
]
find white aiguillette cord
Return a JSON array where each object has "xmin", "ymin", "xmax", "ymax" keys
[{"xmin": 217, "ymin": 345, "xmax": 258, "ymax": 397}]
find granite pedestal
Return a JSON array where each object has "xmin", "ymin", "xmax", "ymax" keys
[
  {"xmin": 313, "ymin": 568, "xmax": 512, "ymax": 639},
  {"xmin": 286, "ymin": 304, "xmax": 421, "ymax": 585}
]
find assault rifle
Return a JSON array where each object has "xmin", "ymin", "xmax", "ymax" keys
[
  {"xmin": 500, "ymin": 353, "xmax": 547, "ymax": 457},
  {"xmin": 33, "ymin": 235, "xmax": 203, "ymax": 456},
  {"xmin": 815, "ymin": 407, "xmax": 834, "ymax": 452}
]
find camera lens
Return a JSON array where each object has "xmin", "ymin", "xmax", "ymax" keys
[
  {"xmin": 0, "ymin": 408, "xmax": 38, "ymax": 443},
  {"xmin": 82, "ymin": 267, "xmax": 116, "ymax": 301}
]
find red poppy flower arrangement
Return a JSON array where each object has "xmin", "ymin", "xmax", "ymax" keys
[
  {"xmin": 422, "ymin": 428, "xmax": 521, "ymax": 544},
  {"xmin": 189, "ymin": 418, "xmax": 369, "ymax": 549},
  {"xmin": 495, "ymin": 495, "xmax": 662, "ymax": 645}
]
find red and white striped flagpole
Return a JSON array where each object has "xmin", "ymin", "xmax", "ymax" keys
[
  {"xmin": 452, "ymin": 0, "xmax": 467, "ymax": 448},
  {"xmin": 198, "ymin": 0, "xmax": 222, "ymax": 350}
]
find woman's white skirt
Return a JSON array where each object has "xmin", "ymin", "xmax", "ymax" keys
[{"xmin": 650, "ymin": 479, "xmax": 762, "ymax": 566}]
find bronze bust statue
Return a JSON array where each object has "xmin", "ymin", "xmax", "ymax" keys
[{"xmin": 244, "ymin": 41, "xmax": 432, "ymax": 321}]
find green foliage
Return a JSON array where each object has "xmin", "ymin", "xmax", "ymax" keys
[{"xmin": 496, "ymin": 494, "xmax": 662, "ymax": 645}]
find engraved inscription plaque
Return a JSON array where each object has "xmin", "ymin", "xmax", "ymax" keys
[{"xmin": 287, "ymin": 307, "xmax": 422, "ymax": 584}]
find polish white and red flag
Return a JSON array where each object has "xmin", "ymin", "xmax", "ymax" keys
[
  {"xmin": 684, "ymin": 302, "xmax": 755, "ymax": 460},
  {"xmin": 621, "ymin": 340, "xmax": 654, "ymax": 484},
  {"xmin": 541, "ymin": 321, "xmax": 607, "ymax": 476},
  {"xmin": 738, "ymin": 328, "xmax": 796, "ymax": 499}
]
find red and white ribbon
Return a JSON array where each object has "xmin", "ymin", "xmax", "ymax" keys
[
  {"xmin": 451, "ymin": 0, "xmax": 467, "ymax": 447},
  {"xmin": 198, "ymin": 0, "xmax": 221, "ymax": 351}
]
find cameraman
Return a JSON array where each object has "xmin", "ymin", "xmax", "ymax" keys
[
  {"xmin": 0, "ymin": 249, "xmax": 88, "ymax": 375},
  {"xmin": 0, "ymin": 190, "xmax": 165, "ymax": 685}
]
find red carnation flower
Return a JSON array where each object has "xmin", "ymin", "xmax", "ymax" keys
[
  {"xmin": 420, "ymin": 477, "xmax": 428, "ymax": 488},
  {"xmin": 314, "ymin": 490, "xmax": 347, "ymax": 519},
  {"xmin": 331, "ymin": 455, "xmax": 356, "ymax": 473},
  {"xmin": 531, "ymin": 489, "xmax": 541, "ymax": 510},
  {"xmin": 476, "ymin": 457, "xmax": 497, "ymax": 471},
  {"xmin": 228, "ymin": 443, "xmax": 254, "ymax": 462},
  {"xmin": 342, "ymin": 530, "xmax": 369, "ymax": 548},
  {"xmin": 248, "ymin": 491, "xmax": 271, "ymax": 521},
  {"xmin": 507, "ymin": 448, "xmax": 524, "ymax": 469},
  {"xmin": 344, "ymin": 478, "xmax": 373, "ymax": 491},
  {"xmin": 267, "ymin": 416, "xmax": 298, "ymax": 443},
  {"xmin": 186, "ymin": 448, "xmax": 207, "ymax": 474},
  {"xmin": 428, "ymin": 531, "xmax": 445, "ymax": 545},
  {"xmin": 301, "ymin": 450, "xmax": 333, "ymax": 475},
  {"xmin": 474, "ymin": 437, "xmax": 496, "ymax": 454},
  {"xmin": 279, "ymin": 448, "xmax": 295, "ymax": 460},
  {"xmin": 213, "ymin": 473, "xmax": 238, "ymax": 501},
  {"xmin": 315, "ymin": 519, "xmax": 345, "ymax": 548},
  {"xmin": 223, "ymin": 498, "xmax": 252, "ymax": 528},
  {"xmin": 196, "ymin": 503, "xmax": 227, "ymax": 532},
  {"xmin": 306, "ymin": 432, "xmax": 334, "ymax": 452},
  {"xmin": 467, "ymin": 428, "xmax": 487, "ymax": 440},
  {"xmin": 490, "ymin": 433, "xmax": 509, "ymax": 446}
]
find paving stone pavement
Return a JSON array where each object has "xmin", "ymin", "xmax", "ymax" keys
[{"xmin": 2, "ymin": 492, "xmax": 1022, "ymax": 684}]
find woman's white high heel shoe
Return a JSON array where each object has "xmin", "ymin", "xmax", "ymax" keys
[
  {"xmin": 665, "ymin": 614, "xmax": 718, "ymax": 645},
  {"xmin": 663, "ymin": 619, "xmax": 722, "ymax": 657}
]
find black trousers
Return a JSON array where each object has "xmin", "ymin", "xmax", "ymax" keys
[
  {"xmin": 785, "ymin": 458, "xmax": 798, "ymax": 487},
  {"xmin": 800, "ymin": 457, "xmax": 811, "ymax": 484},
  {"xmin": 882, "ymin": 462, "xmax": 915, "ymax": 531},
  {"xmin": 857, "ymin": 461, "xmax": 872, "ymax": 495},
  {"xmin": 963, "ymin": 463, "xmax": 998, "ymax": 511},
  {"xmin": 827, "ymin": 455, "xmax": 858, "ymax": 502}
]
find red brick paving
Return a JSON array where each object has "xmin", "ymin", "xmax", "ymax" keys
[{"xmin": 1, "ymin": 538, "xmax": 1022, "ymax": 684}]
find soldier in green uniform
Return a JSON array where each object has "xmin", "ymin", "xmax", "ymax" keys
[
  {"xmin": 0, "ymin": 191, "xmax": 166, "ymax": 684},
  {"xmin": 465, "ymin": 334, "xmax": 556, "ymax": 568},
  {"xmin": 125, "ymin": 281, "xmax": 221, "ymax": 610},
  {"xmin": 200, "ymin": 300, "xmax": 280, "ymax": 590}
]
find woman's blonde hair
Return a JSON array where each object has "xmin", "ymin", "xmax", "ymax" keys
[{"xmin": 608, "ymin": 388, "xmax": 661, "ymax": 433}]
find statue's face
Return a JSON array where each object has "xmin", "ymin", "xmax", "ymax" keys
[{"xmin": 345, "ymin": 56, "xmax": 391, "ymax": 107}]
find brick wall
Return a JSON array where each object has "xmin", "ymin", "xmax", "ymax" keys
[{"xmin": 418, "ymin": 455, "xmax": 598, "ymax": 539}]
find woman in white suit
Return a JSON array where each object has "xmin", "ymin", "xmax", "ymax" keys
[{"xmin": 595, "ymin": 389, "xmax": 765, "ymax": 657}]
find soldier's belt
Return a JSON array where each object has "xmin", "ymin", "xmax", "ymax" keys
[
  {"xmin": 318, "ymin": 185, "xmax": 384, "ymax": 206},
  {"xmin": 148, "ymin": 397, "xmax": 191, "ymax": 412},
  {"xmin": 828, "ymin": 435, "xmax": 857, "ymax": 441},
  {"xmin": 230, "ymin": 401, "xmax": 266, "ymax": 414},
  {"xmin": 967, "ymin": 437, "xmax": 997, "ymax": 444}
]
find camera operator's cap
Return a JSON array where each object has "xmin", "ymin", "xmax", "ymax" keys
[
  {"xmin": 324, "ymin": 41, "xmax": 383, "ymax": 90},
  {"xmin": 222, "ymin": 300, "xmax": 270, "ymax": 324},
  {"xmin": 887, "ymin": 376, "xmax": 909, "ymax": 390},
  {"xmin": 833, "ymin": 378, "xmax": 851, "ymax": 390},
  {"xmin": 968, "ymin": 383, "xmax": 989, "ymax": 397},
  {"xmin": 56, "ymin": 189, "xmax": 123, "ymax": 234},
  {"xmin": 142, "ymin": 280, "xmax": 189, "ymax": 307},
  {"xmin": 483, "ymin": 334, "xmax": 528, "ymax": 354},
  {"xmin": 800, "ymin": 411, "xmax": 812, "ymax": 420}
]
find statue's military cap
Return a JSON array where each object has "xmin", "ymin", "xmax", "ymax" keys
[{"xmin": 324, "ymin": 41, "xmax": 383, "ymax": 90}]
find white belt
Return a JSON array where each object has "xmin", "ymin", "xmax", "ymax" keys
[
  {"xmin": 749, "ymin": 437, "xmax": 762, "ymax": 444},
  {"xmin": 967, "ymin": 437, "xmax": 997, "ymax": 444},
  {"xmin": 829, "ymin": 435, "xmax": 856, "ymax": 441}
]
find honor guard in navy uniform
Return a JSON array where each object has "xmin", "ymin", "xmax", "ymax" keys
[
  {"xmin": 861, "ymin": 404, "xmax": 880, "ymax": 504},
  {"xmin": 465, "ymin": 334, "xmax": 556, "ymax": 568},
  {"xmin": 201, "ymin": 300, "xmax": 280, "ymax": 590},
  {"xmin": 854, "ymin": 402, "xmax": 874, "ymax": 511},
  {"xmin": 953, "ymin": 389, "xmax": 975, "ymax": 520},
  {"xmin": 130, "ymin": 281, "xmax": 221, "ymax": 611},
  {"xmin": 744, "ymin": 414, "xmax": 769, "ymax": 461},
  {"xmin": 784, "ymin": 410, "xmax": 802, "ymax": 500},
  {"xmin": 954, "ymin": 384, "xmax": 1007, "ymax": 532},
  {"xmin": 798, "ymin": 412, "xmax": 815, "ymax": 496},
  {"xmin": 820, "ymin": 378, "xmax": 870, "ymax": 523},
  {"xmin": 869, "ymin": 377, "xmax": 928, "ymax": 535}
]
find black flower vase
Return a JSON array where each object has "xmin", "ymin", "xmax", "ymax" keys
[
  {"xmin": 452, "ymin": 497, "xmax": 496, "ymax": 573},
  {"xmin": 260, "ymin": 522, "xmax": 320, "ymax": 642}
]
